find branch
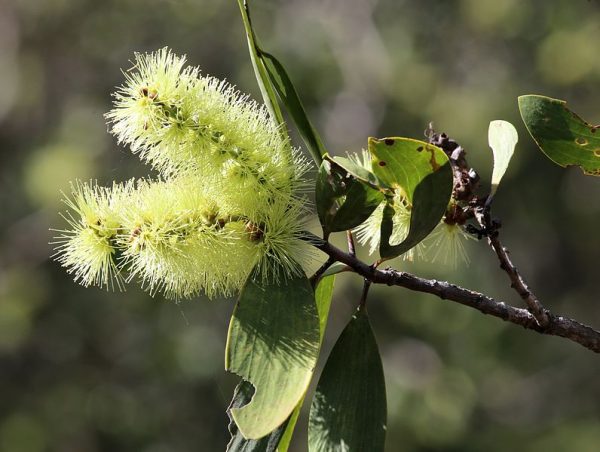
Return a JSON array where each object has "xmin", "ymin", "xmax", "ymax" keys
[
  {"xmin": 346, "ymin": 230, "xmax": 356, "ymax": 257},
  {"xmin": 309, "ymin": 256, "xmax": 336, "ymax": 287},
  {"xmin": 302, "ymin": 232, "xmax": 600, "ymax": 353},
  {"xmin": 474, "ymin": 207, "xmax": 550, "ymax": 327}
]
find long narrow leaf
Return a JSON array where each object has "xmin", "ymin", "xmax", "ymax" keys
[
  {"xmin": 236, "ymin": 0, "xmax": 284, "ymax": 127},
  {"xmin": 308, "ymin": 306, "xmax": 387, "ymax": 452},
  {"xmin": 262, "ymin": 51, "xmax": 327, "ymax": 165}
]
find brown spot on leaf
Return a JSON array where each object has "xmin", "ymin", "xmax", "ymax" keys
[
  {"xmin": 575, "ymin": 137, "xmax": 588, "ymax": 146},
  {"xmin": 384, "ymin": 138, "xmax": 395, "ymax": 146},
  {"xmin": 425, "ymin": 146, "xmax": 440, "ymax": 171},
  {"xmin": 378, "ymin": 161, "xmax": 387, "ymax": 167},
  {"xmin": 416, "ymin": 146, "xmax": 424, "ymax": 152},
  {"xmin": 594, "ymin": 149, "xmax": 600, "ymax": 157}
]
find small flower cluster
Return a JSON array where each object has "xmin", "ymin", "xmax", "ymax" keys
[
  {"xmin": 54, "ymin": 49, "xmax": 311, "ymax": 299},
  {"xmin": 351, "ymin": 150, "xmax": 474, "ymax": 267}
]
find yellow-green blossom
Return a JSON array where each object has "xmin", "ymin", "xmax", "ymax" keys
[
  {"xmin": 54, "ymin": 176, "xmax": 310, "ymax": 299},
  {"xmin": 106, "ymin": 48, "xmax": 307, "ymax": 209},
  {"xmin": 54, "ymin": 48, "xmax": 312, "ymax": 299}
]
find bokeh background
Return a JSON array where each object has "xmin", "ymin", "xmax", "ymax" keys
[{"xmin": 1, "ymin": 0, "xmax": 600, "ymax": 450}]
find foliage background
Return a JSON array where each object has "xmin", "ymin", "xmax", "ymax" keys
[{"xmin": 1, "ymin": 0, "xmax": 600, "ymax": 450}]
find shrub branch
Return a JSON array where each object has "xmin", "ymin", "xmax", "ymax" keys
[
  {"xmin": 473, "ymin": 206, "xmax": 550, "ymax": 327},
  {"xmin": 303, "ymin": 232, "xmax": 600, "ymax": 353}
]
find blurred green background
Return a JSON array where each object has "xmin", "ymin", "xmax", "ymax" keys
[{"xmin": 1, "ymin": 0, "xmax": 600, "ymax": 451}]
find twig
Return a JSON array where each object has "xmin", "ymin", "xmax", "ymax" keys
[
  {"xmin": 302, "ymin": 232, "xmax": 600, "ymax": 353},
  {"xmin": 347, "ymin": 231, "xmax": 356, "ymax": 257},
  {"xmin": 309, "ymin": 256, "xmax": 336, "ymax": 288},
  {"xmin": 474, "ymin": 207, "xmax": 550, "ymax": 327},
  {"xmin": 359, "ymin": 278, "xmax": 372, "ymax": 309}
]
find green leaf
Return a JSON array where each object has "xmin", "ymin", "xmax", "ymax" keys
[
  {"xmin": 314, "ymin": 275, "xmax": 336, "ymax": 341},
  {"xmin": 488, "ymin": 120, "xmax": 518, "ymax": 198},
  {"xmin": 225, "ymin": 264, "xmax": 321, "ymax": 440},
  {"xmin": 316, "ymin": 159, "xmax": 384, "ymax": 235},
  {"xmin": 308, "ymin": 307, "xmax": 387, "ymax": 452},
  {"xmin": 227, "ymin": 380, "xmax": 288, "ymax": 452},
  {"xmin": 275, "ymin": 405, "xmax": 300, "ymax": 452},
  {"xmin": 261, "ymin": 52, "xmax": 327, "ymax": 166},
  {"xmin": 329, "ymin": 155, "xmax": 385, "ymax": 189},
  {"xmin": 236, "ymin": 0, "xmax": 284, "ymax": 127},
  {"xmin": 368, "ymin": 137, "xmax": 453, "ymax": 259},
  {"xmin": 519, "ymin": 95, "xmax": 600, "ymax": 176},
  {"xmin": 277, "ymin": 275, "xmax": 336, "ymax": 452},
  {"xmin": 321, "ymin": 261, "xmax": 349, "ymax": 278},
  {"xmin": 236, "ymin": 1, "xmax": 326, "ymax": 165}
]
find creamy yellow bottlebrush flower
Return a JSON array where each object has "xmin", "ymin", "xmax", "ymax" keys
[
  {"xmin": 115, "ymin": 178, "xmax": 256, "ymax": 299},
  {"xmin": 53, "ymin": 177, "xmax": 310, "ymax": 299},
  {"xmin": 116, "ymin": 177, "xmax": 311, "ymax": 299},
  {"xmin": 54, "ymin": 48, "xmax": 311, "ymax": 299},
  {"xmin": 106, "ymin": 48, "xmax": 308, "ymax": 209}
]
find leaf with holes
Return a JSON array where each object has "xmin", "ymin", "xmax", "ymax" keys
[
  {"xmin": 308, "ymin": 306, "xmax": 387, "ymax": 452},
  {"xmin": 488, "ymin": 120, "xmax": 518, "ymax": 199},
  {"xmin": 226, "ymin": 380, "xmax": 288, "ymax": 452},
  {"xmin": 316, "ymin": 158, "xmax": 385, "ymax": 235},
  {"xmin": 225, "ymin": 264, "xmax": 320, "ymax": 440},
  {"xmin": 369, "ymin": 137, "xmax": 453, "ymax": 259},
  {"xmin": 519, "ymin": 95, "xmax": 600, "ymax": 176}
]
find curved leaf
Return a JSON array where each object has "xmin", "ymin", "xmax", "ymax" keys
[
  {"xmin": 308, "ymin": 307, "xmax": 387, "ymax": 452},
  {"xmin": 321, "ymin": 261, "xmax": 349, "ymax": 278},
  {"xmin": 225, "ymin": 265, "xmax": 320, "ymax": 440},
  {"xmin": 519, "ymin": 95, "xmax": 600, "ymax": 176},
  {"xmin": 316, "ymin": 159, "xmax": 384, "ymax": 235},
  {"xmin": 329, "ymin": 155, "xmax": 385, "ymax": 189},
  {"xmin": 369, "ymin": 137, "xmax": 453, "ymax": 259},
  {"xmin": 488, "ymin": 120, "xmax": 518, "ymax": 198},
  {"xmin": 261, "ymin": 52, "xmax": 327, "ymax": 165}
]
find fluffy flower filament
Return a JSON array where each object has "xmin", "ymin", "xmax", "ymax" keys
[{"xmin": 54, "ymin": 48, "xmax": 311, "ymax": 299}]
